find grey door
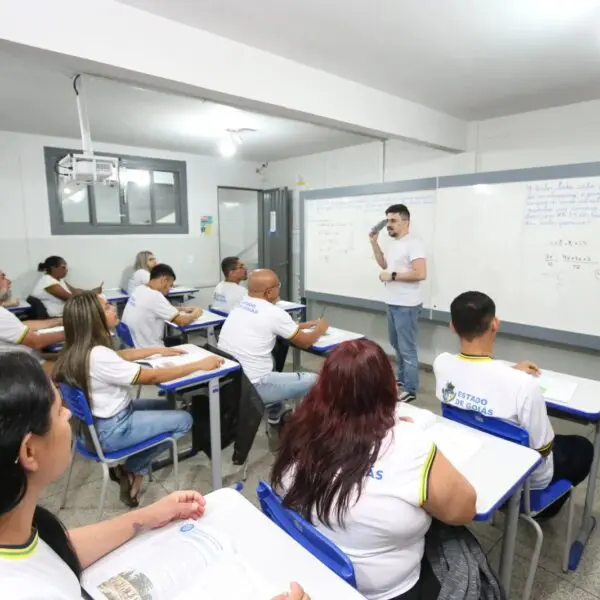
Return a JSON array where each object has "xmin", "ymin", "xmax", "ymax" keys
[{"xmin": 259, "ymin": 188, "xmax": 292, "ymax": 300}]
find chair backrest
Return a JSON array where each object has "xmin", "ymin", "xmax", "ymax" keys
[
  {"xmin": 256, "ymin": 481, "xmax": 356, "ymax": 588},
  {"xmin": 441, "ymin": 403, "xmax": 529, "ymax": 447},
  {"xmin": 59, "ymin": 383, "xmax": 95, "ymax": 426},
  {"xmin": 115, "ymin": 321, "xmax": 135, "ymax": 348},
  {"xmin": 26, "ymin": 295, "xmax": 49, "ymax": 319}
]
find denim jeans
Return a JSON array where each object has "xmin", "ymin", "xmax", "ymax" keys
[
  {"xmin": 387, "ymin": 304, "xmax": 422, "ymax": 395},
  {"xmin": 254, "ymin": 371, "xmax": 318, "ymax": 421},
  {"xmin": 94, "ymin": 398, "xmax": 193, "ymax": 475}
]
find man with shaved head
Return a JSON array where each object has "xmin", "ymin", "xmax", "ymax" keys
[{"xmin": 218, "ymin": 269, "xmax": 328, "ymax": 433}]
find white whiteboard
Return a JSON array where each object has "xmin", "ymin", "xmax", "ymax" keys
[
  {"xmin": 304, "ymin": 190, "xmax": 436, "ymax": 308},
  {"xmin": 432, "ymin": 177, "xmax": 600, "ymax": 337}
]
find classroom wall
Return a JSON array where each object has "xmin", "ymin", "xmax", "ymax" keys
[
  {"xmin": 265, "ymin": 100, "xmax": 600, "ymax": 379},
  {"xmin": 0, "ymin": 130, "xmax": 261, "ymax": 306}
]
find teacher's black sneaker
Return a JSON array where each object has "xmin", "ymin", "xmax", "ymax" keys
[{"xmin": 398, "ymin": 390, "xmax": 417, "ymax": 403}]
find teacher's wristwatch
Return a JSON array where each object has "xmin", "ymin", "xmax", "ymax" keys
[{"xmin": 391, "ymin": 272, "xmax": 397, "ymax": 281}]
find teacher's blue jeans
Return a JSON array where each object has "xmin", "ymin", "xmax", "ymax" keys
[
  {"xmin": 94, "ymin": 399, "xmax": 193, "ymax": 475},
  {"xmin": 387, "ymin": 304, "xmax": 422, "ymax": 395}
]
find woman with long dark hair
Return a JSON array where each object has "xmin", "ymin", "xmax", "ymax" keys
[
  {"xmin": 0, "ymin": 352, "xmax": 310, "ymax": 600},
  {"xmin": 53, "ymin": 292, "xmax": 222, "ymax": 507},
  {"xmin": 272, "ymin": 339, "xmax": 477, "ymax": 600}
]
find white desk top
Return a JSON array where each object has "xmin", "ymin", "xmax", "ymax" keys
[
  {"xmin": 168, "ymin": 285, "xmax": 200, "ymax": 297},
  {"xmin": 396, "ymin": 403, "xmax": 541, "ymax": 520},
  {"xmin": 102, "ymin": 289, "xmax": 129, "ymax": 303},
  {"xmin": 166, "ymin": 310, "xmax": 226, "ymax": 332},
  {"xmin": 497, "ymin": 359, "xmax": 600, "ymax": 421},
  {"xmin": 276, "ymin": 300, "xmax": 306, "ymax": 312},
  {"xmin": 538, "ymin": 368, "xmax": 600, "ymax": 420},
  {"xmin": 310, "ymin": 327, "xmax": 365, "ymax": 352},
  {"xmin": 5, "ymin": 300, "xmax": 30, "ymax": 313},
  {"xmin": 203, "ymin": 488, "xmax": 364, "ymax": 599},
  {"xmin": 151, "ymin": 344, "xmax": 239, "ymax": 391}
]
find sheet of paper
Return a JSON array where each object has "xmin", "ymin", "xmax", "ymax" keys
[
  {"xmin": 37, "ymin": 326, "xmax": 64, "ymax": 334},
  {"xmin": 429, "ymin": 422, "xmax": 483, "ymax": 469},
  {"xmin": 538, "ymin": 374, "xmax": 578, "ymax": 405},
  {"xmin": 395, "ymin": 404, "xmax": 438, "ymax": 430},
  {"xmin": 83, "ymin": 521, "xmax": 278, "ymax": 600}
]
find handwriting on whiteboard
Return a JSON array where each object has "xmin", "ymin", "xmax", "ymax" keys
[{"xmin": 524, "ymin": 180, "xmax": 600, "ymax": 226}]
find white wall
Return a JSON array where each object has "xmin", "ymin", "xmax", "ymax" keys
[
  {"xmin": 0, "ymin": 131, "xmax": 261, "ymax": 306},
  {"xmin": 265, "ymin": 100, "xmax": 600, "ymax": 380}
]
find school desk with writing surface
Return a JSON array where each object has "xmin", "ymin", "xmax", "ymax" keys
[
  {"xmin": 5, "ymin": 299, "xmax": 31, "ymax": 316},
  {"xmin": 309, "ymin": 327, "xmax": 365, "ymax": 353},
  {"xmin": 533, "ymin": 368, "xmax": 600, "ymax": 570},
  {"xmin": 165, "ymin": 311, "xmax": 226, "ymax": 346},
  {"xmin": 103, "ymin": 289, "xmax": 129, "ymax": 304},
  {"xmin": 396, "ymin": 403, "xmax": 541, "ymax": 596},
  {"xmin": 167, "ymin": 285, "xmax": 200, "ymax": 302},
  {"xmin": 147, "ymin": 345, "xmax": 240, "ymax": 490},
  {"xmin": 202, "ymin": 488, "xmax": 365, "ymax": 600}
]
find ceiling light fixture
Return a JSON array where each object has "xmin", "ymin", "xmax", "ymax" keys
[{"xmin": 218, "ymin": 134, "xmax": 238, "ymax": 158}]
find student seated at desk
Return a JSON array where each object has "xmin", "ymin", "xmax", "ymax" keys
[
  {"xmin": 0, "ymin": 352, "xmax": 309, "ymax": 600},
  {"xmin": 272, "ymin": 339, "xmax": 476, "ymax": 600},
  {"xmin": 53, "ymin": 292, "xmax": 222, "ymax": 507},
  {"xmin": 212, "ymin": 255, "xmax": 248, "ymax": 313},
  {"xmin": 434, "ymin": 291, "xmax": 593, "ymax": 518},
  {"xmin": 218, "ymin": 269, "xmax": 326, "ymax": 429},
  {"xmin": 0, "ymin": 306, "xmax": 63, "ymax": 357},
  {"xmin": 126, "ymin": 250, "xmax": 157, "ymax": 296},
  {"xmin": 0, "ymin": 268, "xmax": 19, "ymax": 308},
  {"xmin": 31, "ymin": 256, "xmax": 102, "ymax": 317},
  {"xmin": 122, "ymin": 264, "xmax": 202, "ymax": 348}
]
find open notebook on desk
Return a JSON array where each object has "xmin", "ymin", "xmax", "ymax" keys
[
  {"xmin": 135, "ymin": 344, "xmax": 237, "ymax": 373},
  {"xmin": 538, "ymin": 373, "xmax": 578, "ymax": 405},
  {"xmin": 82, "ymin": 520, "xmax": 278, "ymax": 600},
  {"xmin": 37, "ymin": 326, "xmax": 64, "ymax": 335},
  {"xmin": 395, "ymin": 403, "xmax": 483, "ymax": 469}
]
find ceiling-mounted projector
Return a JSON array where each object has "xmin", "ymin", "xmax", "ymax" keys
[{"xmin": 58, "ymin": 153, "xmax": 119, "ymax": 184}]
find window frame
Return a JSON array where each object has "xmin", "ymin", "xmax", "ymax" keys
[{"xmin": 45, "ymin": 146, "xmax": 189, "ymax": 235}]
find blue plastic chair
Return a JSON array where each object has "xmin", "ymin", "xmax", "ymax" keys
[
  {"xmin": 256, "ymin": 481, "xmax": 356, "ymax": 588},
  {"xmin": 59, "ymin": 383, "xmax": 179, "ymax": 519},
  {"xmin": 441, "ymin": 404, "xmax": 574, "ymax": 599},
  {"xmin": 116, "ymin": 321, "xmax": 135, "ymax": 348}
]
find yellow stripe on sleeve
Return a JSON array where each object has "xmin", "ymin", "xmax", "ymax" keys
[
  {"xmin": 131, "ymin": 365, "xmax": 142, "ymax": 385},
  {"xmin": 536, "ymin": 439, "xmax": 554, "ymax": 457},
  {"xmin": 15, "ymin": 326, "xmax": 29, "ymax": 344},
  {"xmin": 287, "ymin": 325, "xmax": 300, "ymax": 341},
  {"xmin": 418, "ymin": 444, "xmax": 437, "ymax": 506}
]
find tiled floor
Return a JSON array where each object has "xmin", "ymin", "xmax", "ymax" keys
[{"xmin": 43, "ymin": 354, "xmax": 600, "ymax": 600}]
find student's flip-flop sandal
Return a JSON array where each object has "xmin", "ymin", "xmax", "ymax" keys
[{"xmin": 118, "ymin": 472, "xmax": 140, "ymax": 508}]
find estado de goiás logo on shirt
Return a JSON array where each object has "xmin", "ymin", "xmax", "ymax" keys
[{"xmin": 442, "ymin": 381, "xmax": 494, "ymax": 416}]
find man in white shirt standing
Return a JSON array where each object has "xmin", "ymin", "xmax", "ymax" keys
[
  {"xmin": 218, "ymin": 269, "xmax": 327, "ymax": 429},
  {"xmin": 122, "ymin": 264, "xmax": 202, "ymax": 347},
  {"xmin": 434, "ymin": 290, "xmax": 593, "ymax": 518},
  {"xmin": 211, "ymin": 256, "xmax": 248, "ymax": 313},
  {"xmin": 370, "ymin": 204, "xmax": 426, "ymax": 403}
]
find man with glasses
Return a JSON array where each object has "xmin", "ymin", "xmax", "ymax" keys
[
  {"xmin": 218, "ymin": 269, "xmax": 327, "ymax": 435},
  {"xmin": 212, "ymin": 256, "xmax": 248, "ymax": 313}
]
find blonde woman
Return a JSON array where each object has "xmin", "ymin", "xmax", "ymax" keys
[{"xmin": 127, "ymin": 251, "xmax": 157, "ymax": 295}]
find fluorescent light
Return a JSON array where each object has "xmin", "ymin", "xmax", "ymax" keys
[{"xmin": 218, "ymin": 135, "xmax": 237, "ymax": 158}]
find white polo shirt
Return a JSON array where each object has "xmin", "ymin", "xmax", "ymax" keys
[
  {"xmin": 434, "ymin": 352, "xmax": 554, "ymax": 489},
  {"xmin": 0, "ymin": 306, "xmax": 32, "ymax": 355},
  {"xmin": 212, "ymin": 281, "xmax": 246, "ymax": 313},
  {"xmin": 383, "ymin": 235, "xmax": 426, "ymax": 307},
  {"xmin": 122, "ymin": 285, "xmax": 178, "ymax": 348},
  {"xmin": 89, "ymin": 345, "xmax": 141, "ymax": 418},
  {"xmin": 218, "ymin": 297, "xmax": 299, "ymax": 382},
  {"xmin": 0, "ymin": 532, "xmax": 81, "ymax": 600},
  {"xmin": 127, "ymin": 268, "xmax": 150, "ymax": 296},
  {"xmin": 281, "ymin": 421, "xmax": 436, "ymax": 600},
  {"xmin": 31, "ymin": 275, "xmax": 70, "ymax": 317}
]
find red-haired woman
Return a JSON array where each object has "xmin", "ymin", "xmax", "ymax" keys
[{"xmin": 271, "ymin": 339, "xmax": 477, "ymax": 600}]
